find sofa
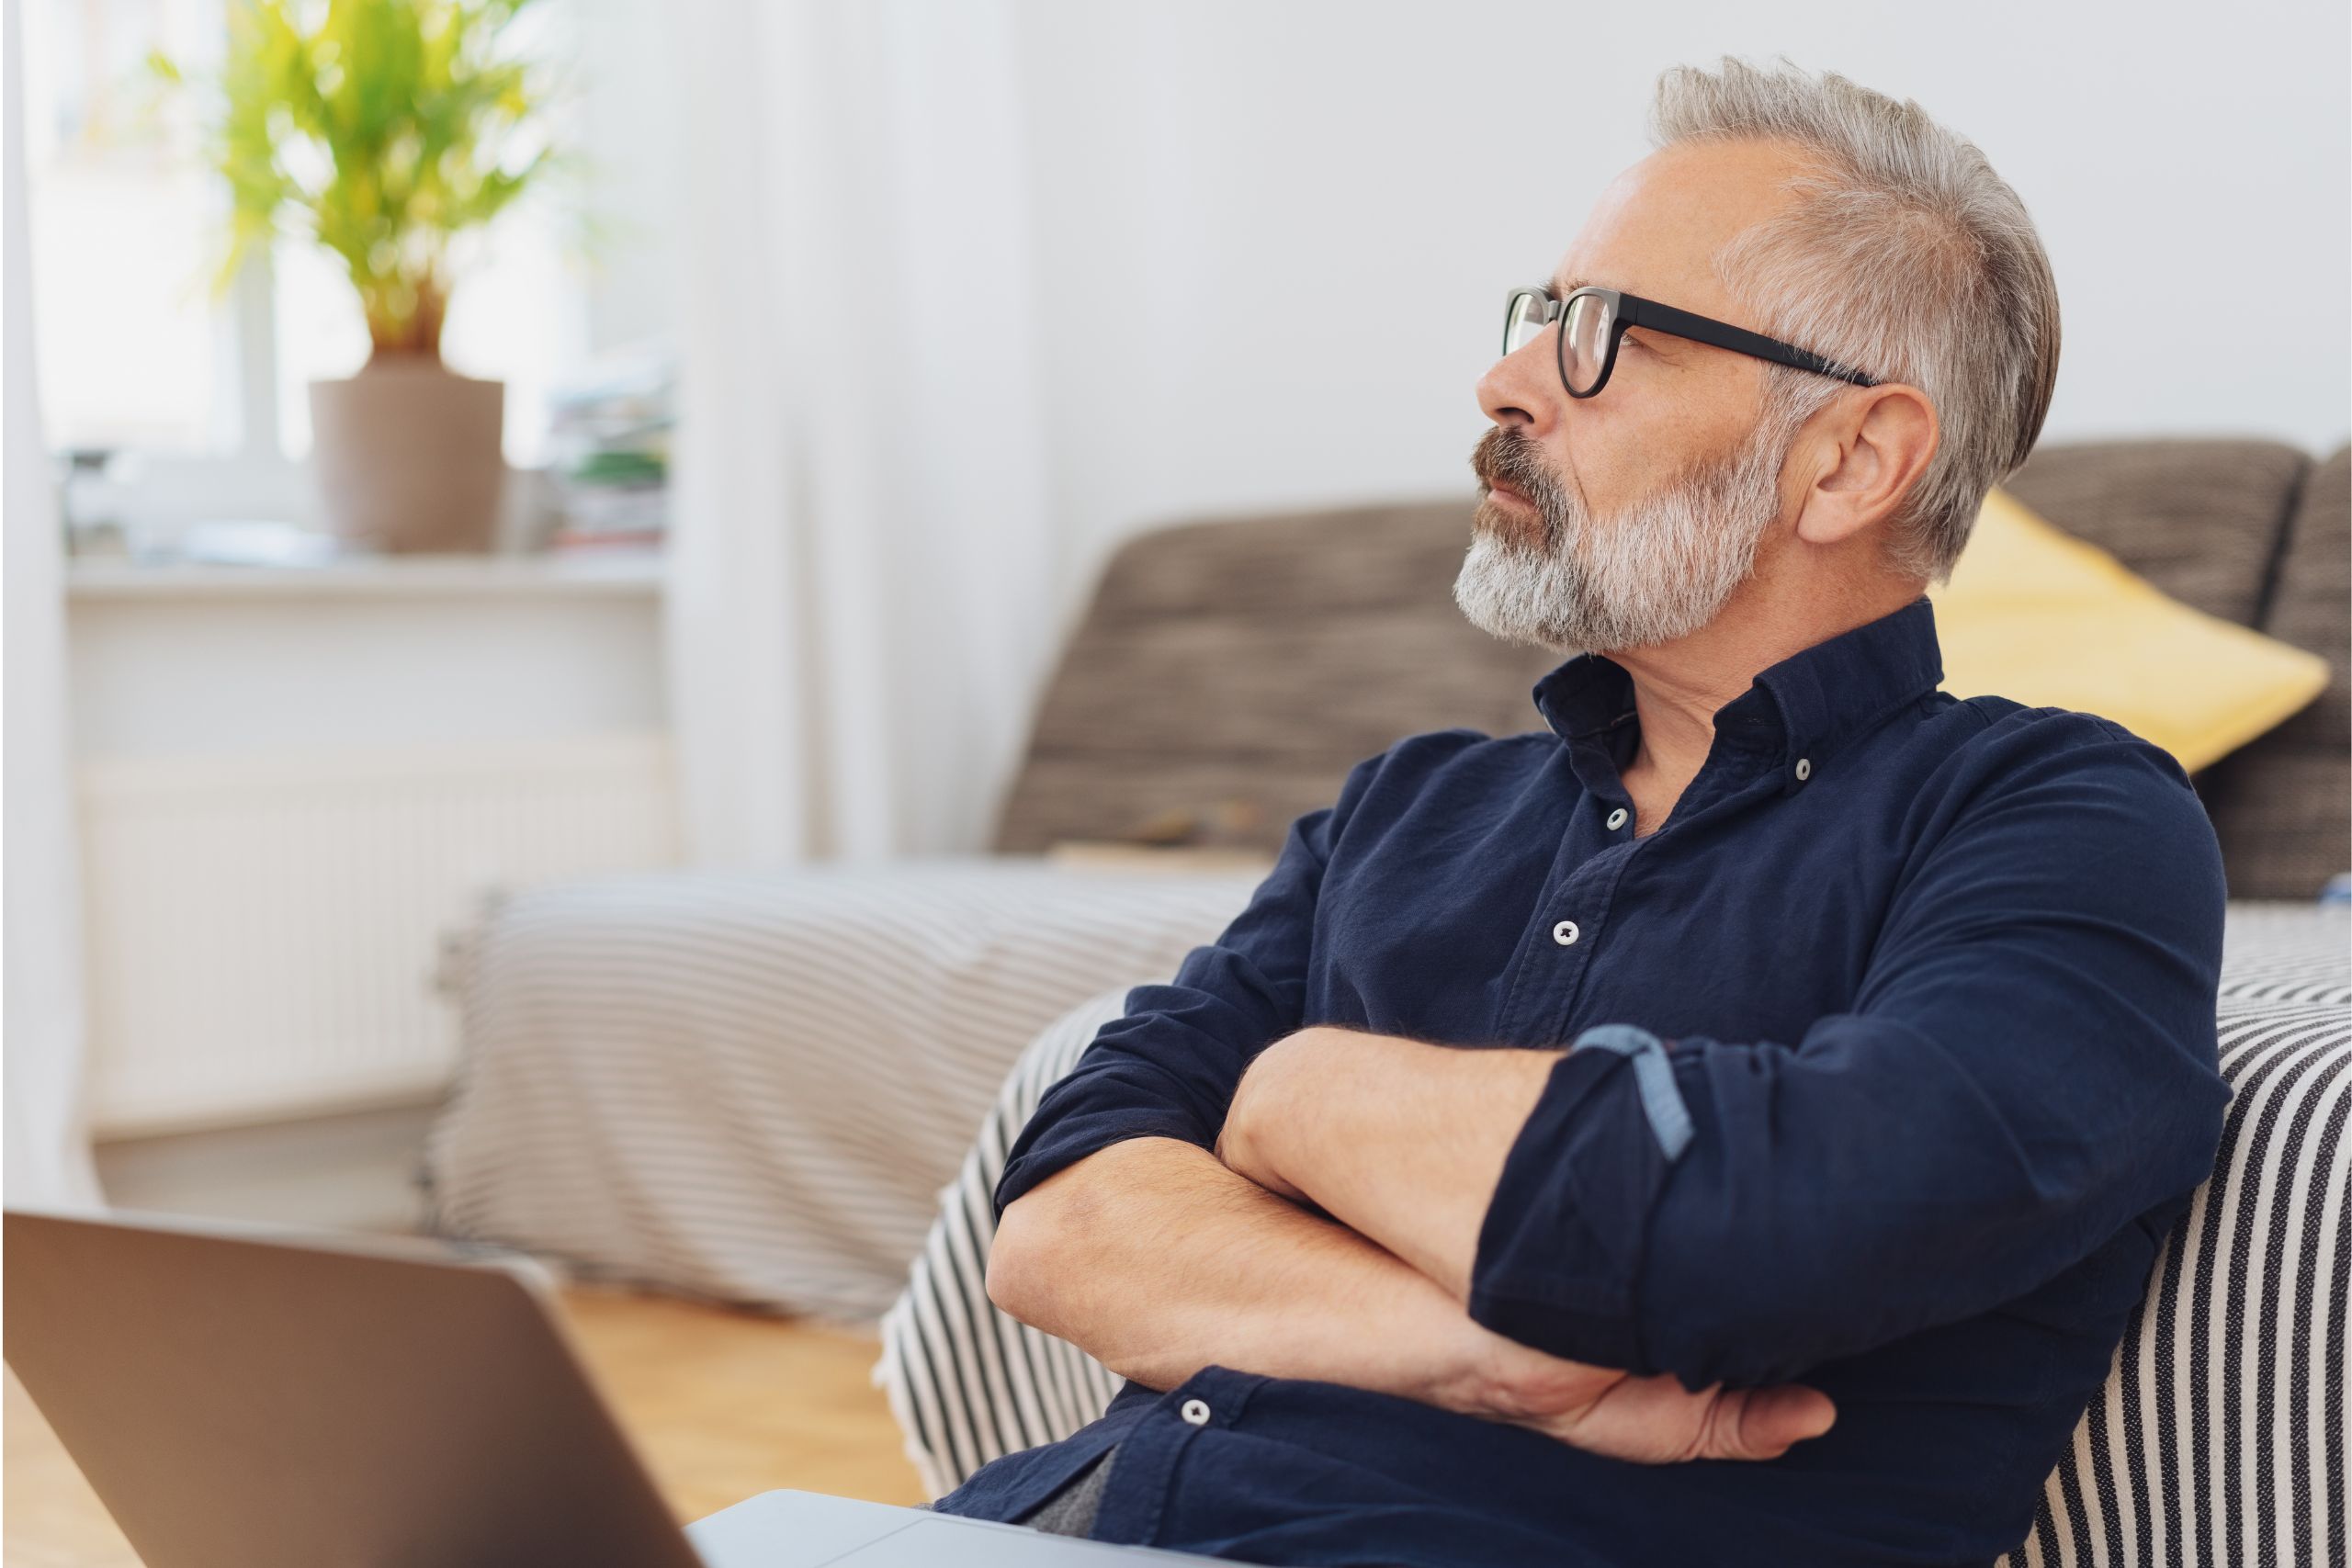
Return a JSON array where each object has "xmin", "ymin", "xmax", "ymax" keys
[{"xmin": 424, "ymin": 435, "xmax": 2349, "ymax": 1565}]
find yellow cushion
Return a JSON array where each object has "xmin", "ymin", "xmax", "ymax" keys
[{"xmin": 1926, "ymin": 486, "xmax": 2330, "ymax": 774}]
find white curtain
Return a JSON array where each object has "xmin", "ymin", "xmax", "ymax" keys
[
  {"xmin": 3, "ymin": 0, "xmax": 104, "ymax": 1208},
  {"xmin": 663, "ymin": 0, "xmax": 1063, "ymax": 867}
]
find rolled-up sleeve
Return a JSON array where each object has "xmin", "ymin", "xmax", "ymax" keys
[
  {"xmin": 1468, "ymin": 714, "xmax": 2234, "ymax": 1388},
  {"xmin": 991, "ymin": 747, "xmax": 1393, "ymax": 1222}
]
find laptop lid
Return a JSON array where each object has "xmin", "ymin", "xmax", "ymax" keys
[{"xmin": 5, "ymin": 1205, "xmax": 708, "ymax": 1568}]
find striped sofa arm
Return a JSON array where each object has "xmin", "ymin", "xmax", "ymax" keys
[
  {"xmin": 2003, "ymin": 904, "xmax": 2351, "ymax": 1567},
  {"xmin": 875, "ymin": 987, "xmax": 1133, "ymax": 1499}
]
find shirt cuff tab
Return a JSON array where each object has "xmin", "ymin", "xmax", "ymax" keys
[{"xmin": 1568, "ymin": 1024, "xmax": 1692, "ymax": 1161}]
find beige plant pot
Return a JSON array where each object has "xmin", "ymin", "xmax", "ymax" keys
[{"xmin": 308, "ymin": 355, "xmax": 506, "ymax": 553}]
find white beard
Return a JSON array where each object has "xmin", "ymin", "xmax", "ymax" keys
[{"xmin": 1453, "ymin": 418, "xmax": 1792, "ymax": 656}]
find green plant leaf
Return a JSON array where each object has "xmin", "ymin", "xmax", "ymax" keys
[{"xmin": 160, "ymin": 0, "xmax": 573, "ymax": 360}]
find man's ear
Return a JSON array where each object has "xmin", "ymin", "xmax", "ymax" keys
[{"xmin": 1792, "ymin": 384, "xmax": 1939, "ymax": 548}]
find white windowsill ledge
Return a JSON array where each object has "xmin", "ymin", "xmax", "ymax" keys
[{"xmin": 65, "ymin": 547, "xmax": 667, "ymax": 602}]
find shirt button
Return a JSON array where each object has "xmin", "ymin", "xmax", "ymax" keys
[
  {"xmin": 1553, "ymin": 919, "xmax": 1580, "ymax": 946},
  {"xmin": 1605, "ymin": 807, "xmax": 1628, "ymax": 830},
  {"xmin": 1794, "ymin": 757, "xmax": 1812, "ymax": 781},
  {"xmin": 1181, "ymin": 1398, "xmax": 1212, "ymax": 1426}
]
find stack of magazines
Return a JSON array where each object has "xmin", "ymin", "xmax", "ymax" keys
[{"xmin": 546, "ymin": 342, "xmax": 673, "ymax": 550}]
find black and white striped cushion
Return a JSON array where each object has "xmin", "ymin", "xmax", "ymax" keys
[
  {"xmin": 2004, "ymin": 904, "xmax": 2351, "ymax": 1568},
  {"xmin": 878, "ymin": 904, "xmax": 2352, "ymax": 1567},
  {"xmin": 875, "ymin": 985, "xmax": 1135, "ymax": 1497}
]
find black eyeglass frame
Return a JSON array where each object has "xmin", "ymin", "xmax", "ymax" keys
[{"xmin": 1504, "ymin": 284, "xmax": 1882, "ymax": 400}]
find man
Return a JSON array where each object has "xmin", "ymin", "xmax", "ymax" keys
[{"xmin": 929, "ymin": 55, "xmax": 2230, "ymax": 1567}]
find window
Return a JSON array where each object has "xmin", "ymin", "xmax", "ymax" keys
[
  {"xmin": 21, "ymin": 0, "xmax": 587, "ymax": 527},
  {"xmin": 22, "ymin": 0, "xmax": 228, "ymax": 457}
]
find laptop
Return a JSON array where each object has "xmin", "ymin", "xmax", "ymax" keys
[{"xmin": 4, "ymin": 1206, "xmax": 1196, "ymax": 1565}]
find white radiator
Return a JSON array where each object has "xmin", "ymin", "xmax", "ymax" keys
[{"xmin": 77, "ymin": 734, "xmax": 681, "ymax": 1136}]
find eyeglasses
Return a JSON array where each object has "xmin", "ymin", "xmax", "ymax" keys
[{"xmin": 1501, "ymin": 284, "xmax": 1881, "ymax": 400}]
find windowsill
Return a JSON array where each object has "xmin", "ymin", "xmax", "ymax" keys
[{"xmin": 64, "ymin": 547, "xmax": 667, "ymax": 602}]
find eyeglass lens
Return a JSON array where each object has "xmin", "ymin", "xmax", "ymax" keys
[
  {"xmin": 1560, "ymin": 293, "xmax": 1612, "ymax": 395},
  {"xmin": 1503, "ymin": 290, "xmax": 1551, "ymax": 356},
  {"xmin": 1502, "ymin": 289, "xmax": 1618, "ymax": 395}
]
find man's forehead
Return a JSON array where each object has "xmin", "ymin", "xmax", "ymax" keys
[{"xmin": 1549, "ymin": 139, "xmax": 1815, "ymax": 313}]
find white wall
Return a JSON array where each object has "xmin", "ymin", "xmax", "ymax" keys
[
  {"xmin": 1012, "ymin": 0, "xmax": 2350, "ymax": 556},
  {"xmin": 596, "ymin": 0, "xmax": 2350, "ymax": 611}
]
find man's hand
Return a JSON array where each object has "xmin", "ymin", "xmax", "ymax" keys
[{"xmin": 1468, "ymin": 1326, "xmax": 1836, "ymax": 1463}]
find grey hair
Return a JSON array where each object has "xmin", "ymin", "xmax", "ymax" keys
[{"xmin": 1647, "ymin": 55, "xmax": 2061, "ymax": 584}]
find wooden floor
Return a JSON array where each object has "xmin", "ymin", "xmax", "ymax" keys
[{"xmin": 4, "ymin": 1281, "xmax": 927, "ymax": 1567}]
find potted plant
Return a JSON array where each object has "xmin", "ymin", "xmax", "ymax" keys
[{"xmin": 156, "ymin": 0, "xmax": 565, "ymax": 551}]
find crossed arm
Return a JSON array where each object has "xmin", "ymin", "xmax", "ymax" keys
[
  {"xmin": 1213, "ymin": 1025, "xmax": 1563, "ymax": 1303},
  {"xmin": 988, "ymin": 1024, "xmax": 1838, "ymax": 1464}
]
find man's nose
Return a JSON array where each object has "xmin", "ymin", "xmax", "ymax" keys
[{"xmin": 1477, "ymin": 338, "xmax": 1559, "ymax": 437}]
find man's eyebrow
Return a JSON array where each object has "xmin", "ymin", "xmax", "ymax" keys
[{"xmin": 1544, "ymin": 275, "xmax": 1627, "ymax": 299}]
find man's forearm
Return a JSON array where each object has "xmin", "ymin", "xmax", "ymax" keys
[
  {"xmin": 988, "ymin": 1127, "xmax": 1839, "ymax": 1464},
  {"xmin": 987, "ymin": 1134, "xmax": 1498, "ymax": 1408},
  {"xmin": 1218, "ymin": 1027, "xmax": 1564, "ymax": 1300}
]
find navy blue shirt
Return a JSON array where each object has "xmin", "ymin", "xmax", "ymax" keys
[{"xmin": 933, "ymin": 593, "xmax": 2231, "ymax": 1567}]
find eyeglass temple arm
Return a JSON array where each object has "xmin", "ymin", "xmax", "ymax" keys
[{"xmin": 1621, "ymin": 295, "xmax": 1881, "ymax": 387}]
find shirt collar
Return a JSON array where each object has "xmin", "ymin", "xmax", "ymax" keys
[{"xmin": 1530, "ymin": 594, "xmax": 1946, "ymax": 795}]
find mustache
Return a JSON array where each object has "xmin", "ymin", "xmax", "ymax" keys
[{"xmin": 1471, "ymin": 426, "xmax": 1562, "ymax": 502}]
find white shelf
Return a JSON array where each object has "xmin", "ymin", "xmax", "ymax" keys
[{"xmin": 65, "ymin": 547, "xmax": 666, "ymax": 602}]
